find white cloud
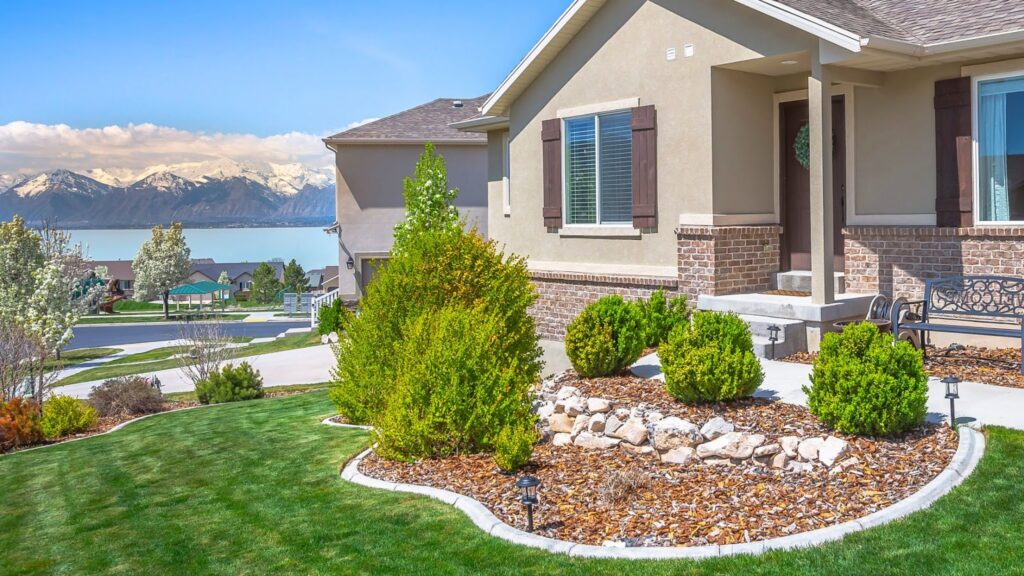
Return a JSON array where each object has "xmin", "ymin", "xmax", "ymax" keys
[
  {"xmin": 344, "ymin": 117, "xmax": 380, "ymax": 130},
  {"xmin": 0, "ymin": 121, "xmax": 334, "ymax": 177}
]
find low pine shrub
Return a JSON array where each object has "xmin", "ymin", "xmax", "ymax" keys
[
  {"xmin": 493, "ymin": 424, "xmax": 536, "ymax": 472},
  {"xmin": 636, "ymin": 289, "xmax": 690, "ymax": 347},
  {"xmin": 661, "ymin": 311, "xmax": 763, "ymax": 403},
  {"xmin": 317, "ymin": 299, "xmax": 350, "ymax": 336},
  {"xmin": 372, "ymin": 306, "xmax": 537, "ymax": 462},
  {"xmin": 196, "ymin": 362, "xmax": 264, "ymax": 405},
  {"xmin": 804, "ymin": 322, "xmax": 928, "ymax": 436},
  {"xmin": 40, "ymin": 395, "xmax": 97, "ymax": 439},
  {"xmin": 88, "ymin": 376, "xmax": 164, "ymax": 417},
  {"xmin": 565, "ymin": 296, "xmax": 645, "ymax": 377},
  {"xmin": 0, "ymin": 398, "xmax": 43, "ymax": 451}
]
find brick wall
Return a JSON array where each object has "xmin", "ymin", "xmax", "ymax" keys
[
  {"xmin": 677, "ymin": 225, "xmax": 782, "ymax": 299},
  {"xmin": 845, "ymin": 226, "xmax": 1024, "ymax": 298},
  {"xmin": 530, "ymin": 270, "xmax": 679, "ymax": 340}
]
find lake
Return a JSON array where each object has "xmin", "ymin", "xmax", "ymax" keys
[{"xmin": 69, "ymin": 227, "xmax": 339, "ymax": 271}]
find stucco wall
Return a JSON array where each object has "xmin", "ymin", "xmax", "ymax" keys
[
  {"xmin": 493, "ymin": 0, "xmax": 816, "ymax": 272},
  {"xmin": 334, "ymin": 143, "xmax": 488, "ymax": 298}
]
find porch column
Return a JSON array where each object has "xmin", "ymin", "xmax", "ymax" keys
[{"xmin": 808, "ymin": 54, "xmax": 835, "ymax": 305}]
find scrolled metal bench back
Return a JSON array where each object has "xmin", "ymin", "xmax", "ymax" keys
[{"xmin": 926, "ymin": 276, "xmax": 1024, "ymax": 318}]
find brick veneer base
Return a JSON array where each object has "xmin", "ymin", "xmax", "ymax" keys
[
  {"xmin": 530, "ymin": 270, "xmax": 678, "ymax": 340},
  {"xmin": 676, "ymin": 225, "xmax": 782, "ymax": 300},
  {"xmin": 845, "ymin": 226, "xmax": 1024, "ymax": 298}
]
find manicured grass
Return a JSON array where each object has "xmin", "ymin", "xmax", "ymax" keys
[
  {"xmin": 56, "ymin": 333, "xmax": 323, "ymax": 386},
  {"xmin": 112, "ymin": 300, "xmax": 172, "ymax": 312},
  {"xmin": 44, "ymin": 347, "xmax": 122, "ymax": 372},
  {"xmin": 77, "ymin": 313, "xmax": 250, "ymax": 325},
  {"xmin": 105, "ymin": 346, "xmax": 190, "ymax": 365},
  {"xmin": 0, "ymin": 391, "xmax": 1021, "ymax": 575},
  {"xmin": 162, "ymin": 382, "xmax": 331, "ymax": 403}
]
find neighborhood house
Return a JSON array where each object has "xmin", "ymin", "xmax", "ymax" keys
[{"xmin": 449, "ymin": 0, "xmax": 1024, "ymax": 351}]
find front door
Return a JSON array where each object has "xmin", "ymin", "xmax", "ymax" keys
[{"xmin": 780, "ymin": 96, "xmax": 846, "ymax": 272}]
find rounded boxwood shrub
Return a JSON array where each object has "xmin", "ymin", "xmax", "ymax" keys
[
  {"xmin": 88, "ymin": 376, "xmax": 164, "ymax": 417},
  {"xmin": 0, "ymin": 398, "xmax": 43, "ymax": 451},
  {"xmin": 804, "ymin": 322, "xmax": 927, "ymax": 436},
  {"xmin": 196, "ymin": 362, "xmax": 264, "ymax": 405},
  {"xmin": 373, "ymin": 305, "xmax": 537, "ymax": 463},
  {"xmin": 660, "ymin": 311, "xmax": 763, "ymax": 403},
  {"xmin": 636, "ymin": 289, "xmax": 690, "ymax": 347},
  {"xmin": 565, "ymin": 296, "xmax": 645, "ymax": 377},
  {"xmin": 493, "ymin": 423, "xmax": 536, "ymax": 472},
  {"xmin": 40, "ymin": 395, "xmax": 97, "ymax": 439}
]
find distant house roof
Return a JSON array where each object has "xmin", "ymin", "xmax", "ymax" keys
[
  {"xmin": 169, "ymin": 281, "xmax": 232, "ymax": 296},
  {"xmin": 324, "ymin": 96, "xmax": 490, "ymax": 144},
  {"xmin": 191, "ymin": 262, "xmax": 284, "ymax": 283},
  {"xmin": 93, "ymin": 260, "xmax": 134, "ymax": 281}
]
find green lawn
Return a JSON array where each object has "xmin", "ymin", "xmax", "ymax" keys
[
  {"xmin": 44, "ymin": 347, "xmax": 122, "ymax": 372},
  {"xmin": 77, "ymin": 313, "xmax": 250, "ymax": 325},
  {"xmin": 0, "ymin": 391, "xmax": 1021, "ymax": 575},
  {"xmin": 56, "ymin": 333, "xmax": 323, "ymax": 386}
]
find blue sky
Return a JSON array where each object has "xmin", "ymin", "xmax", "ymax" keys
[{"xmin": 0, "ymin": 0, "xmax": 565, "ymax": 136}]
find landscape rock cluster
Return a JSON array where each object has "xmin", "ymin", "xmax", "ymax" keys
[{"xmin": 534, "ymin": 382, "xmax": 857, "ymax": 473}]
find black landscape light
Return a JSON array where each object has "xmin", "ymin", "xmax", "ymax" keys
[
  {"xmin": 515, "ymin": 475, "xmax": 541, "ymax": 532},
  {"xmin": 767, "ymin": 325, "xmax": 781, "ymax": 359},
  {"xmin": 943, "ymin": 376, "xmax": 960, "ymax": 428},
  {"xmin": 346, "ymin": 256, "xmax": 355, "ymax": 270}
]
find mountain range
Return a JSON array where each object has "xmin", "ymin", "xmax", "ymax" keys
[{"xmin": 0, "ymin": 160, "xmax": 336, "ymax": 228}]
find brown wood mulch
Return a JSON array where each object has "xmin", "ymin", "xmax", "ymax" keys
[
  {"xmin": 783, "ymin": 345, "xmax": 1024, "ymax": 389},
  {"xmin": 360, "ymin": 373, "xmax": 957, "ymax": 548}
]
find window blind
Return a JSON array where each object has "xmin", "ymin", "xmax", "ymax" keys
[
  {"xmin": 565, "ymin": 117, "xmax": 597, "ymax": 225},
  {"xmin": 598, "ymin": 112, "xmax": 633, "ymax": 224}
]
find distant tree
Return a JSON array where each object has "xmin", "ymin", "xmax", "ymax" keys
[
  {"xmin": 392, "ymin": 143, "xmax": 461, "ymax": 252},
  {"xmin": 132, "ymin": 223, "xmax": 191, "ymax": 319},
  {"xmin": 250, "ymin": 262, "xmax": 281, "ymax": 304},
  {"xmin": 217, "ymin": 271, "xmax": 231, "ymax": 286},
  {"xmin": 282, "ymin": 259, "xmax": 309, "ymax": 294}
]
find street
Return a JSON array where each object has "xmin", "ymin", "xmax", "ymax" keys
[{"xmin": 66, "ymin": 321, "xmax": 311, "ymax": 350}]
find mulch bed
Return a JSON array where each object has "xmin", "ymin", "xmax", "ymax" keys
[
  {"xmin": 783, "ymin": 345, "xmax": 1024, "ymax": 389},
  {"xmin": 360, "ymin": 372, "xmax": 957, "ymax": 548}
]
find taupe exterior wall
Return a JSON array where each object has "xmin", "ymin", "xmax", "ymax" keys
[
  {"xmin": 492, "ymin": 0, "xmax": 817, "ymax": 274},
  {"xmin": 334, "ymin": 143, "xmax": 488, "ymax": 298}
]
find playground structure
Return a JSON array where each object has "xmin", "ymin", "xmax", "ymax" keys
[{"xmin": 98, "ymin": 279, "xmax": 126, "ymax": 314}]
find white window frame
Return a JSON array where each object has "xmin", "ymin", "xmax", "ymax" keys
[
  {"xmin": 561, "ymin": 109, "xmax": 634, "ymax": 229},
  {"xmin": 972, "ymin": 68, "xmax": 1024, "ymax": 226},
  {"xmin": 502, "ymin": 131, "xmax": 511, "ymax": 216}
]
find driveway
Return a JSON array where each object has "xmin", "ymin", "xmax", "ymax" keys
[{"xmin": 67, "ymin": 321, "xmax": 311, "ymax": 350}]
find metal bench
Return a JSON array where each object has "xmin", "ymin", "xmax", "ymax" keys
[{"xmin": 892, "ymin": 276, "xmax": 1024, "ymax": 374}]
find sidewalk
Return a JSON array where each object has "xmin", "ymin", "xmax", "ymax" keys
[{"xmin": 632, "ymin": 353, "xmax": 1024, "ymax": 431}]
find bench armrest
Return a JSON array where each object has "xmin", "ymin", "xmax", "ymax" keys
[{"xmin": 892, "ymin": 299, "xmax": 925, "ymax": 328}]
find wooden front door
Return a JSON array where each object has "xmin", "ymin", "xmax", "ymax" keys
[{"xmin": 780, "ymin": 96, "xmax": 846, "ymax": 272}]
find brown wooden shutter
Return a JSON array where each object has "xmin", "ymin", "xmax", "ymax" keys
[
  {"xmin": 541, "ymin": 119, "xmax": 562, "ymax": 228},
  {"xmin": 934, "ymin": 77, "xmax": 973, "ymax": 227},
  {"xmin": 631, "ymin": 105, "xmax": 658, "ymax": 229}
]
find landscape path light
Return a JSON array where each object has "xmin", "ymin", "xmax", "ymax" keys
[
  {"xmin": 767, "ymin": 325, "xmax": 781, "ymax": 360},
  {"xmin": 515, "ymin": 475, "xmax": 540, "ymax": 532},
  {"xmin": 943, "ymin": 375, "xmax": 960, "ymax": 428}
]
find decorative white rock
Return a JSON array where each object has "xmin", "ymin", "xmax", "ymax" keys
[
  {"xmin": 556, "ymin": 386, "xmax": 580, "ymax": 400},
  {"xmin": 613, "ymin": 408, "xmax": 630, "ymax": 421},
  {"xmin": 551, "ymin": 433, "xmax": 573, "ymax": 447},
  {"xmin": 604, "ymin": 415, "xmax": 624, "ymax": 436},
  {"xmin": 786, "ymin": 460, "xmax": 814, "ymax": 474},
  {"xmin": 797, "ymin": 437, "xmax": 826, "ymax": 462},
  {"xmin": 771, "ymin": 452, "xmax": 789, "ymax": 469},
  {"xmin": 570, "ymin": 415, "xmax": 591, "ymax": 439},
  {"xmin": 696, "ymin": 432, "xmax": 766, "ymax": 460},
  {"xmin": 818, "ymin": 436, "xmax": 850, "ymax": 467},
  {"xmin": 536, "ymin": 402, "xmax": 555, "ymax": 420},
  {"xmin": 646, "ymin": 411, "xmax": 664, "ymax": 424},
  {"xmin": 780, "ymin": 436, "xmax": 801, "ymax": 458},
  {"xmin": 574, "ymin": 432, "xmax": 621, "ymax": 450},
  {"xmin": 328, "ymin": 331, "xmax": 340, "ymax": 343},
  {"xmin": 588, "ymin": 413, "xmax": 606, "ymax": 434},
  {"xmin": 699, "ymin": 417, "xmax": 734, "ymax": 441},
  {"xmin": 620, "ymin": 443, "xmax": 655, "ymax": 457},
  {"xmin": 586, "ymin": 397, "xmax": 612, "ymax": 414},
  {"xmin": 549, "ymin": 413, "xmax": 575, "ymax": 434},
  {"xmin": 753, "ymin": 443, "xmax": 782, "ymax": 458},
  {"xmin": 651, "ymin": 417, "xmax": 703, "ymax": 452},
  {"xmin": 660, "ymin": 446, "xmax": 697, "ymax": 466},
  {"xmin": 610, "ymin": 418, "xmax": 648, "ymax": 446}
]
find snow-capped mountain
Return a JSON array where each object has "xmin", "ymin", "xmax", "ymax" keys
[{"xmin": 0, "ymin": 160, "xmax": 335, "ymax": 228}]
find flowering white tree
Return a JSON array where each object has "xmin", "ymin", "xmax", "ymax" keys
[
  {"xmin": 133, "ymin": 223, "xmax": 192, "ymax": 319},
  {"xmin": 392, "ymin": 143, "xmax": 461, "ymax": 252}
]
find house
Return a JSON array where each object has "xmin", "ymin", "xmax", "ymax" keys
[
  {"xmin": 189, "ymin": 261, "xmax": 284, "ymax": 297},
  {"xmin": 92, "ymin": 260, "xmax": 135, "ymax": 295},
  {"xmin": 323, "ymin": 97, "xmax": 490, "ymax": 300},
  {"xmin": 454, "ymin": 0, "xmax": 1024, "ymax": 351}
]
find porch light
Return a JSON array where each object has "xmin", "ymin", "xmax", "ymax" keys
[
  {"xmin": 346, "ymin": 257, "xmax": 354, "ymax": 270},
  {"xmin": 767, "ymin": 325, "xmax": 781, "ymax": 360},
  {"xmin": 943, "ymin": 376, "xmax": 960, "ymax": 428},
  {"xmin": 515, "ymin": 475, "xmax": 541, "ymax": 532}
]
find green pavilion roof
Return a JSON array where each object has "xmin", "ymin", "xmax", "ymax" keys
[{"xmin": 168, "ymin": 281, "xmax": 232, "ymax": 296}]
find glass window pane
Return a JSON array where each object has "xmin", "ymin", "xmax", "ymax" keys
[
  {"xmin": 598, "ymin": 112, "xmax": 633, "ymax": 224},
  {"xmin": 979, "ymin": 77, "xmax": 1024, "ymax": 222},
  {"xmin": 565, "ymin": 117, "xmax": 596, "ymax": 225}
]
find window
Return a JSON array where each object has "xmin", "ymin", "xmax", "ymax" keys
[
  {"xmin": 239, "ymin": 281, "xmax": 251, "ymax": 291},
  {"xmin": 564, "ymin": 111, "xmax": 633, "ymax": 225},
  {"xmin": 118, "ymin": 280, "xmax": 132, "ymax": 291},
  {"xmin": 977, "ymin": 74, "xmax": 1024, "ymax": 222}
]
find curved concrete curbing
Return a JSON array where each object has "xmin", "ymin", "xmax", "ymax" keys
[
  {"xmin": 341, "ymin": 427, "xmax": 986, "ymax": 560},
  {"xmin": 320, "ymin": 417, "xmax": 373, "ymax": 431}
]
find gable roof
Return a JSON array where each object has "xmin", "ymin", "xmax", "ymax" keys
[
  {"xmin": 191, "ymin": 262, "xmax": 284, "ymax": 283},
  {"xmin": 325, "ymin": 96, "xmax": 490, "ymax": 144},
  {"xmin": 480, "ymin": 0, "xmax": 1024, "ymax": 116}
]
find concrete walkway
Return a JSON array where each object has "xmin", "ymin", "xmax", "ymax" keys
[{"xmin": 632, "ymin": 352, "xmax": 1024, "ymax": 431}]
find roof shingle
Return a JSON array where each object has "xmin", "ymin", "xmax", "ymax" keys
[{"xmin": 326, "ymin": 96, "xmax": 489, "ymax": 143}]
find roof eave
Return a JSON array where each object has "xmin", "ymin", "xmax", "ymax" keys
[
  {"xmin": 730, "ymin": 0, "xmax": 864, "ymax": 53},
  {"xmin": 449, "ymin": 115, "xmax": 510, "ymax": 133},
  {"xmin": 321, "ymin": 137, "xmax": 487, "ymax": 146}
]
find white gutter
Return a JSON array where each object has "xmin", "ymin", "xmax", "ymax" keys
[
  {"xmin": 865, "ymin": 28, "xmax": 1024, "ymax": 57},
  {"xmin": 731, "ymin": 0, "xmax": 864, "ymax": 53}
]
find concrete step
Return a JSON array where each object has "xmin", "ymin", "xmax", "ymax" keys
[
  {"xmin": 772, "ymin": 271, "xmax": 846, "ymax": 294},
  {"xmin": 739, "ymin": 314, "xmax": 806, "ymax": 359}
]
